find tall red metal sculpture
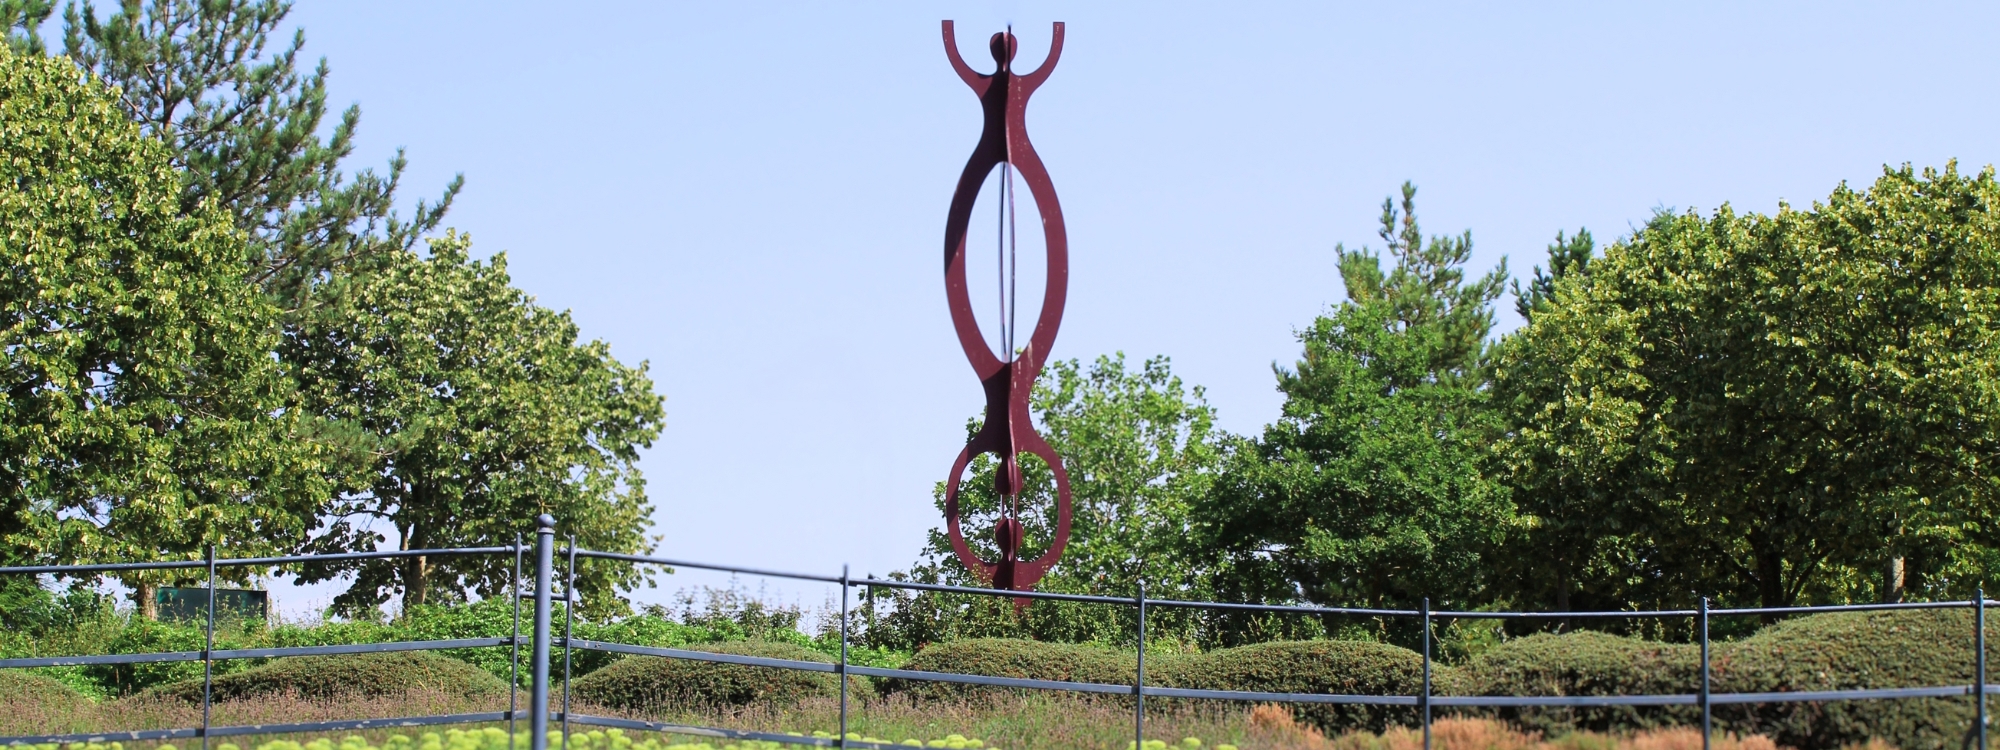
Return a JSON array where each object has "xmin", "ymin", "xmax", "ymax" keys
[{"xmin": 938, "ymin": 21, "xmax": 1072, "ymax": 596}]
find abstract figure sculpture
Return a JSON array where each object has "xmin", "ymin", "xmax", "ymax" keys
[{"xmin": 938, "ymin": 21, "xmax": 1072, "ymax": 596}]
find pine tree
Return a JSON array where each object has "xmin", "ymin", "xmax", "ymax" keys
[{"xmin": 53, "ymin": 0, "xmax": 461, "ymax": 307}]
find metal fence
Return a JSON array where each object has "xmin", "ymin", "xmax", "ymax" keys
[{"xmin": 4, "ymin": 514, "xmax": 1994, "ymax": 750}]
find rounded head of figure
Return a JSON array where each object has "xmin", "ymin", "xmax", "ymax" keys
[{"xmin": 988, "ymin": 31, "xmax": 1017, "ymax": 70}]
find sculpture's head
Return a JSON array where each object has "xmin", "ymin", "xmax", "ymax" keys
[{"xmin": 988, "ymin": 31, "xmax": 1017, "ymax": 70}]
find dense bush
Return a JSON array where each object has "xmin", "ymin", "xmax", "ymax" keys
[
  {"xmin": 877, "ymin": 637, "xmax": 1134, "ymax": 702},
  {"xmin": 1455, "ymin": 631, "xmax": 1698, "ymax": 734},
  {"xmin": 1160, "ymin": 639, "xmax": 1447, "ymax": 734},
  {"xmin": 1449, "ymin": 610, "xmax": 1996, "ymax": 750},
  {"xmin": 149, "ymin": 651, "xmax": 508, "ymax": 703},
  {"xmin": 1712, "ymin": 608, "xmax": 1997, "ymax": 750},
  {"xmin": 1, "ymin": 594, "xmax": 805, "ymax": 698},
  {"xmin": 568, "ymin": 640, "xmax": 870, "ymax": 710},
  {"xmin": 0, "ymin": 669, "xmax": 88, "ymax": 712}
]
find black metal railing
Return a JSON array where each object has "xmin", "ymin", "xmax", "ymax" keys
[{"xmin": 3, "ymin": 514, "xmax": 1993, "ymax": 750}]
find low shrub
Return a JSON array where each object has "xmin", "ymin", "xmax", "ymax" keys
[
  {"xmin": 568, "ymin": 639, "xmax": 871, "ymax": 710},
  {"xmin": 1456, "ymin": 630, "xmax": 1699, "ymax": 735},
  {"xmin": 876, "ymin": 637, "xmax": 1134, "ymax": 702},
  {"xmin": 0, "ymin": 669, "xmax": 88, "ymax": 709},
  {"xmin": 1160, "ymin": 639, "xmax": 1446, "ymax": 734},
  {"xmin": 149, "ymin": 651, "xmax": 508, "ymax": 703},
  {"xmin": 1453, "ymin": 610, "xmax": 1997, "ymax": 750},
  {"xmin": 1713, "ymin": 608, "xmax": 1998, "ymax": 750}
]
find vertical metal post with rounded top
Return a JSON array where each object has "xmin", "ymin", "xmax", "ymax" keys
[
  {"xmin": 1699, "ymin": 597, "xmax": 1711, "ymax": 750},
  {"xmin": 1135, "ymin": 580, "xmax": 1147, "ymax": 750},
  {"xmin": 202, "ymin": 544, "xmax": 217, "ymax": 750},
  {"xmin": 1421, "ymin": 597, "xmax": 1432, "ymax": 750},
  {"xmin": 1979, "ymin": 588, "xmax": 1988, "ymax": 750},
  {"xmin": 840, "ymin": 565, "xmax": 850, "ymax": 747},
  {"xmin": 530, "ymin": 515, "xmax": 556, "ymax": 750}
]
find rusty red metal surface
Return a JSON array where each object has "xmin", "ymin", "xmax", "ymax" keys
[{"xmin": 938, "ymin": 21, "xmax": 1072, "ymax": 597}]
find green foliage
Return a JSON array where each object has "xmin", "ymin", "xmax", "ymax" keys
[
  {"xmin": 1713, "ymin": 608, "xmax": 1998, "ymax": 750},
  {"xmin": 284, "ymin": 232, "xmax": 665, "ymax": 618},
  {"xmin": 892, "ymin": 354, "xmax": 1228, "ymax": 647},
  {"xmin": 0, "ymin": 668, "xmax": 86, "ymax": 713},
  {"xmin": 0, "ymin": 46, "xmax": 320, "ymax": 604},
  {"xmin": 1457, "ymin": 631, "xmax": 1698, "ymax": 735},
  {"xmin": 1453, "ymin": 610, "xmax": 1997, "ymax": 750},
  {"xmin": 884, "ymin": 636, "xmax": 1445, "ymax": 734},
  {"xmin": 1195, "ymin": 182, "xmax": 1515, "ymax": 630},
  {"xmin": 569, "ymin": 640, "xmax": 870, "ymax": 711},
  {"xmin": 1494, "ymin": 164, "xmax": 2000, "ymax": 611},
  {"xmin": 879, "ymin": 637, "xmax": 1134, "ymax": 702},
  {"xmin": 148, "ymin": 651, "xmax": 506, "ymax": 703},
  {"xmin": 1512, "ymin": 229, "xmax": 1593, "ymax": 320},
  {"xmin": 1161, "ymin": 640, "xmax": 1450, "ymax": 734},
  {"xmin": 54, "ymin": 0, "xmax": 460, "ymax": 306},
  {"xmin": 0, "ymin": 0, "xmax": 50, "ymax": 53},
  {"xmin": 0, "ymin": 595, "xmax": 792, "ymax": 697}
]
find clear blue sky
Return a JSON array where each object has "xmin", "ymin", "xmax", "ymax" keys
[{"xmin": 267, "ymin": 1, "xmax": 1999, "ymax": 611}]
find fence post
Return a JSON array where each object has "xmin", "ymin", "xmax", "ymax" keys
[
  {"xmin": 1421, "ymin": 597, "xmax": 1432, "ymax": 750},
  {"xmin": 1700, "ymin": 597, "xmax": 1711, "ymax": 750},
  {"xmin": 840, "ymin": 565, "xmax": 850, "ymax": 748},
  {"xmin": 561, "ymin": 537, "xmax": 576, "ymax": 749},
  {"xmin": 511, "ymin": 533, "xmax": 523, "ymax": 749},
  {"xmin": 1979, "ymin": 588, "xmax": 1988, "ymax": 750},
  {"xmin": 1136, "ymin": 580, "xmax": 1147, "ymax": 750},
  {"xmin": 202, "ymin": 544, "xmax": 217, "ymax": 750},
  {"xmin": 530, "ymin": 515, "xmax": 556, "ymax": 750}
]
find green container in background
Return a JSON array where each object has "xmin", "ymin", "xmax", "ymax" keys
[{"xmin": 155, "ymin": 586, "xmax": 268, "ymax": 623}]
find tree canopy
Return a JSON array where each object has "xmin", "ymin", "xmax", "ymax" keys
[
  {"xmin": 1495, "ymin": 164, "xmax": 2000, "ymax": 611},
  {"xmin": 0, "ymin": 47, "xmax": 318, "ymax": 610},
  {"xmin": 1193, "ymin": 183, "xmax": 1516, "ymax": 619},
  {"xmin": 53, "ymin": 0, "xmax": 459, "ymax": 306},
  {"xmin": 283, "ymin": 232, "xmax": 665, "ymax": 618}
]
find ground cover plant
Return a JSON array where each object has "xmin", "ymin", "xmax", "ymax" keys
[{"xmin": 0, "ymin": 698, "xmax": 1811, "ymax": 750}]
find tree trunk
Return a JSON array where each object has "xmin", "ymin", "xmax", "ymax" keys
[
  {"xmin": 1883, "ymin": 556, "xmax": 1906, "ymax": 603},
  {"xmin": 1756, "ymin": 549, "xmax": 1787, "ymax": 621},
  {"xmin": 401, "ymin": 522, "xmax": 429, "ymax": 615},
  {"xmin": 135, "ymin": 580, "xmax": 157, "ymax": 620}
]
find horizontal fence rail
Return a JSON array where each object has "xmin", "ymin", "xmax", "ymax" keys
[{"xmin": 2, "ymin": 517, "xmax": 1993, "ymax": 750}]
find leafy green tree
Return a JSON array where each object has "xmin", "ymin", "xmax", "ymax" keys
[
  {"xmin": 0, "ymin": 47, "xmax": 318, "ymax": 613},
  {"xmin": 880, "ymin": 354, "xmax": 1228, "ymax": 647},
  {"xmin": 283, "ymin": 232, "xmax": 665, "ymax": 618},
  {"xmin": 51, "ymin": 0, "xmax": 460, "ymax": 306},
  {"xmin": 1195, "ymin": 183, "xmax": 1516, "ymax": 620},
  {"xmin": 1494, "ymin": 163, "xmax": 2000, "ymax": 611}
]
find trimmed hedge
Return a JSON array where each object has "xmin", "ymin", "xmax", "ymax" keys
[
  {"xmin": 884, "ymin": 637, "xmax": 1447, "ymax": 734},
  {"xmin": 569, "ymin": 639, "xmax": 871, "ymax": 710},
  {"xmin": 1712, "ymin": 608, "xmax": 1998, "ymax": 750},
  {"xmin": 878, "ymin": 638, "xmax": 1134, "ymax": 702},
  {"xmin": 1160, "ymin": 640, "xmax": 1450, "ymax": 734},
  {"xmin": 1456, "ymin": 631, "xmax": 1699, "ymax": 735},
  {"xmin": 0, "ymin": 669, "xmax": 88, "ymax": 711},
  {"xmin": 1451, "ymin": 610, "xmax": 1998, "ymax": 750},
  {"xmin": 150, "ymin": 651, "xmax": 507, "ymax": 703}
]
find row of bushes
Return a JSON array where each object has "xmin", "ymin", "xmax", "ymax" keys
[
  {"xmin": 0, "ymin": 595, "xmax": 908, "ymax": 699},
  {"xmin": 5, "ymin": 609, "xmax": 1984, "ymax": 749},
  {"xmin": 573, "ymin": 609, "xmax": 1995, "ymax": 750}
]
